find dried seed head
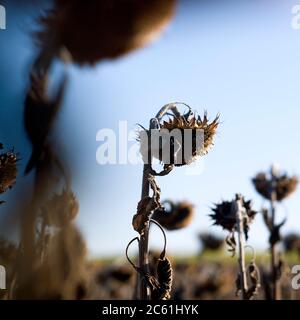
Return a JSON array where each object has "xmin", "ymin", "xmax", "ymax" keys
[
  {"xmin": 283, "ymin": 233, "xmax": 300, "ymax": 254},
  {"xmin": 37, "ymin": 0, "xmax": 177, "ymax": 65},
  {"xmin": 199, "ymin": 233, "xmax": 224, "ymax": 251},
  {"xmin": 161, "ymin": 112, "xmax": 219, "ymax": 164},
  {"xmin": 152, "ymin": 200, "xmax": 194, "ymax": 231},
  {"xmin": 210, "ymin": 196, "xmax": 256, "ymax": 238},
  {"xmin": 252, "ymin": 171, "xmax": 298, "ymax": 202},
  {"xmin": 41, "ymin": 189, "xmax": 79, "ymax": 227},
  {"xmin": 0, "ymin": 149, "xmax": 18, "ymax": 194},
  {"xmin": 139, "ymin": 110, "xmax": 219, "ymax": 166}
]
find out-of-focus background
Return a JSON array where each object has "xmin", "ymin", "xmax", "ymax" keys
[{"xmin": 0, "ymin": 0, "xmax": 300, "ymax": 260}]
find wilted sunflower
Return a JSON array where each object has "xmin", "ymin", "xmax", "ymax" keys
[
  {"xmin": 0, "ymin": 149, "xmax": 18, "ymax": 194},
  {"xmin": 37, "ymin": 0, "xmax": 177, "ymax": 65},
  {"xmin": 252, "ymin": 171, "xmax": 298, "ymax": 202},
  {"xmin": 139, "ymin": 110, "xmax": 219, "ymax": 166},
  {"xmin": 152, "ymin": 200, "xmax": 194, "ymax": 231},
  {"xmin": 210, "ymin": 196, "xmax": 256, "ymax": 239},
  {"xmin": 40, "ymin": 189, "xmax": 79, "ymax": 227},
  {"xmin": 199, "ymin": 233, "xmax": 224, "ymax": 251},
  {"xmin": 283, "ymin": 233, "xmax": 300, "ymax": 255}
]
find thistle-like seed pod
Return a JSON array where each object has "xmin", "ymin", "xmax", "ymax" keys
[
  {"xmin": 37, "ymin": 0, "xmax": 177, "ymax": 65},
  {"xmin": 139, "ymin": 110, "xmax": 219, "ymax": 166},
  {"xmin": 0, "ymin": 149, "xmax": 18, "ymax": 194},
  {"xmin": 252, "ymin": 171, "xmax": 298, "ymax": 202},
  {"xmin": 210, "ymin": 196, "xmax": 256, "ymax": 239},
  {"xmin": 152, "ymin": 200, "xmax": 194, "ymax": 231}
]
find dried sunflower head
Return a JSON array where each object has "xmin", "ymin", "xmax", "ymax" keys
[
  {"xmin": 283, "ymin": 233, "xmax": 300, "ymax": 254},
  {"xmin": 152, "ymin": 200, "xmax": 194, "ymax": 231},
  {"xmin": 210, "ymin": 195, "xmax": 256, "ymax": 239},
  {"xmin": 199, "ymin": 232, "xmax": 224, "ymax": 251},
  {"xmin": 41, "ymin": 189, "xmax": 79, "ymax": 227},
  {"xmin": 37, "ymin": 0, "xmax": 177, "ymax": 65},
  {"xmin": 252, "ymin": 171, "xmax": 298, "ymax": 202},
  {"xmin": 139, "ymin": 109, "xmax": 219, "ymax": 166},
  {"xmin": 0, "ymin": 149, "xmax": 18, "ymax": 194}
]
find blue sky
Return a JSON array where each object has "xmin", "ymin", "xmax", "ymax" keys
[{"xmin": 1, "ymin": 0, "xmax": 300, "ymax": 257}]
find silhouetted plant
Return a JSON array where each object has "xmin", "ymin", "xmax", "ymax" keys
[
  {"xmin": 210, "ymin": 194, "xmax": 260, "ymax": 300},
  {"xmin": 128, "ymin": 102, "xmax": 219, "ymax": 299},
  {"xmin": 252, "ymin": 166, "xmax": 298, "ymax": 300}
]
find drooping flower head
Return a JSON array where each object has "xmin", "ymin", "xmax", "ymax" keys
[
  {"xmin": 252, "ymin": 169, "xmax": 298, "ymax": 202},
  {"xmin": 139, "ymin": 106, "xmax": 219, "ymax": 167},
  {"xmin": 36, "ymin": 0, "xmax": 177, "ymax": 65},
  {"xmin": 152, "ymin": 200, "xmax": 194, "ymax": 230}
]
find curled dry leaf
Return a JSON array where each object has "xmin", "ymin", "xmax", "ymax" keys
[
  {"xmin": 132, "ymin": 175, "xmax": 162, "ymax": 235},
  {"xmin": 226, "ymin": 232, "xmax": 236, "ymax": 257},
  {"xmin": 269, "ymin": 219, "xmax": 286, "ymax": 246},
  {"xmin": 245, "ymin": 261, "xmax": 261, "ymax": 300},
  {"xmin": 261, "ymin": 208, "xmax": 272, "ymax": 231}
]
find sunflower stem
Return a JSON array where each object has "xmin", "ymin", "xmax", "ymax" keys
[
  {"xmin": 137, "ymin": 164, "xmax": 151, "ymax": 300},
  {"xmin": 137, "ymin": 104, "xmax": 176, "ymax": 300},
  {"xmin": 235, "ymin": 196, "xmax": 248, "ymax": 300},
  {"xmin": 270, "ymin": 165, "xmax": 281, "ymax": 300}
]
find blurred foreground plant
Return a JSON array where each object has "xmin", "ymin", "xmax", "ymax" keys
[
  {"xmin": 36, "ymin": 0, "xmax": 177, "ymax": 66},
  {"xmin": 8, "ymin": 23, "xmax": 89, "ymax": 298}
]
